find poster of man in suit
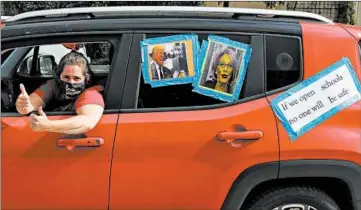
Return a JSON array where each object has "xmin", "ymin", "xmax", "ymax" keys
[
  {"xmin": 140, "ymin": 34, "xmax": 198, "ymax": 88},
  {"xmin": 148, "ymin": 42, "xmax": 189, "ymax": 81},
  {"xmin": 149, "ymin": 45, "xmax": 174, "ymax": 80}
]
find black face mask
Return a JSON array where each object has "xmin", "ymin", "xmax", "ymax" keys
[{"xmin": 58, "ymin": 80, "xmax": 85, "ymax": 100}]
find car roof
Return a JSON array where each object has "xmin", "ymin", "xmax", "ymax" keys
[
  {"xmin": 5, "ymin": 6, "xmax": 334, "ymax": 24},
  {"xmin": 1, "ymin": 16, "xmax": 11, "ymax": 20}
]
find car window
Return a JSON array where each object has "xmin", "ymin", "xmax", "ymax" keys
[
  {"xmin": 1, "ymin": 49, "xmax": 14, "ymax": 64},
  {"xmin": 1, "ymin": 41, "xmax": 114, "ymax": 113},
  {"xmin": 265, "ymin": 35, "xmax": 302, "ymax": 91},
  {"xmin": 22, "ymin": 42, "xmax": 112, "ymax": 75},
  {"xmin": 137, "ymin": 33, "xmax": 254, "ymax": 109}
]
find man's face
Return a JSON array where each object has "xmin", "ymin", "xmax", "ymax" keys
[
  {"xmin": 60, "ymin": 64, "xmax": 85, "ymax": 84},
  {"xmin": 152, "ymin": 47, "xmax": 165, "ymax": 66},
  {"xmin": 174, "ymin": 46, "xmax": 183, "ymax": 57},
  {"xmin": 216, "ymin": 54, "xmax": 234, "ymax": 84}
]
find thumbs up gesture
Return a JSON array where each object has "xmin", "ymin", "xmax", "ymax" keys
[
  {"xmin": 16, "ymin": 84, "xmax": 34, "ymax": 115},
  {"xmin": 30, "ymin": 106, "xmax": 51, "ymax": 132}
]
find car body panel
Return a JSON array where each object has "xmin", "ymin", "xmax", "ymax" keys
[
  {"xmin": 337, "ymin": 23, "xmax": 361, "ymax": 40},
  {"xmin": 0, "ymin": 32, "xmax": 131, "ymax": 210},
  {"xmin": 109, "ymin": 97, "xmax": 279, "ymax": 210},
  {"xmin": 1, "ymin": 10, "xmax": 361, "ymax": 210},
  {"xmin": 1, "ymin": 114, "xmax": 117, "ymax": 209},
  {"xmin": 266, "ymin": 22, "xmax": 361, "ymax": 167}
]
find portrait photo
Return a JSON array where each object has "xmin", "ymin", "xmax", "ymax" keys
[
  {"xmin": 192, "ymin": 35, "xmax": 252, "ymax": 102},
  {"xmin": 140, "ymin": 34, "xmax": 199, "ymax": 87}
]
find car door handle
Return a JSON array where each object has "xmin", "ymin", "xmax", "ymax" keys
[
  {"xmin": 57, "ymin": 137, "xmax": 104, "ymax": 151},
  {"xmin": 217, "ymin": 131, "xmax": 263, "ymax": 140},
  {"xmin": 216, "ymin": 130, "xmax": 263, "ymax": 148}
]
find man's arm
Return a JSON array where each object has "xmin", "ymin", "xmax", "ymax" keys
[
  {"xmin": 16, "ymin": 93, "xmax": 44, "ymax": 114},
  {"xmin": 48, "ymin": 104, "xmax": 104, "ymax": 134},
  {"xmin": 29, "ymin": 88, "xmax": 105, "ymax": 134},
  {"xmin": 16, "ymin": 84, "xmax": 45, "ymax": 115},
  {"xmin": 29, "ymin": 93, "xmax": 45, "ymax": 111},
  {"xmin": 47, "ymin": 89, "xmax": 104, "ymax": 134}
]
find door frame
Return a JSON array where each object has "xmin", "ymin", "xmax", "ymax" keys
[
  {"xmin": 1, "ymin": 32, "xmax": 134, "ymax": 117},
  {"xmin": 120, "ymin": 31, "xmax": 266, "ymax": 112}
]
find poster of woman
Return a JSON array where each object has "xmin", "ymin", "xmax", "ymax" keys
[
  {"xmin": 140, "ymin": 34, "xmax": 198, "ymax": 87},
  {"xmin": 193, "ymin": 35, "xmax": 252, "ymax": 102}
]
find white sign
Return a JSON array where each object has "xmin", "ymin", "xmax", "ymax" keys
[{"xmin": 271, "ymin": 57, "xmax": 361, "ymax": 141}]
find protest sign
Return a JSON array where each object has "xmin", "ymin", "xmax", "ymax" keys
[
  {"xmin": 140, "ymin": 34, "xmax": 198, "ymax": 88},
  {"xmin": 271, "ymin": 57, "xmax": 361, "ymax": 141},
  {"xmin": 192, "ymin": 35, "xmax": 252, "ymax": 102}
]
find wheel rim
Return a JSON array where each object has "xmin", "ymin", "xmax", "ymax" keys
[{"xmin": 272, "ymin": 203, "xmax": 318, "ymax": 210}]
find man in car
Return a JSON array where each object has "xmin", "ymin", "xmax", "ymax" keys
[
  {"xmin": 150, "ymin": 45, "xmax": 173, "ymax": 80},
  {"xmin": 15, "ymin": 51, "xmax": 104, "ymax": 134}
]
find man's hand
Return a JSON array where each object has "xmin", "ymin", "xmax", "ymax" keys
[
  {"xmin": 29, "ymin": 106, "xmax": 52, "ymax": 132},
  {"xmin": 16, "ymin": 84, "xmax": 34, "ymax": 115}
]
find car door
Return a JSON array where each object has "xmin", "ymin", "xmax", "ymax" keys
[
  {"xmin": 109, "ymin": 32, "xmax": 279, "ymax": 210},
  {"xmin": 1, "ymin": 34, "xmax": 132, "ymax": 210}
]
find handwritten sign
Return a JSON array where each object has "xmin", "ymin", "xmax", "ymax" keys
[{"xmin": 271, "ymin": 57, "xmax": 361, "ymax": 141}]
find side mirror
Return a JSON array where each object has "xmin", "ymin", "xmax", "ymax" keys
[
  {"xmin": 38, "ymin": 55, "xmax": 56, "ymax": 75},
  {"xmin": 17, "ymin": 54, "xmax": 56, "ymax": 76}
]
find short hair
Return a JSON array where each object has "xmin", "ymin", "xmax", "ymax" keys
[
  {"xmin": 152, "ymin": 45, "xmax": 165, "ymax": 54},
  {"xmin": 56, "ymin": 50, "xmax": 93, "ymax": 85},
  {"xmin": 149, "ymin": 45, "xmax": 165, "ymax": 59},
  {"xmin": 211, "ymin": 48, "xmax": 237, "ymax": 81}
]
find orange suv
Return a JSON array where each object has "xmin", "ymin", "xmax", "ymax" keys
[{"xmin": 1, "ymin": 6, "xmax": 361, "ymax": 210}]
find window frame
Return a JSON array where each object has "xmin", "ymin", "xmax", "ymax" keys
[
  {"xmin": 358, "ymin": 39, "xmax": 361, "ymax": 64},
  {"xmin": 120, "ymin": 31, "xmax": 266, "ymax": 113},
  {"xmin": 1, "ymin": 33, "xmax": 133, "ymax": 117},
  {"xmin": 1, "ymin": 48, "xmax": 15, "ymax": 64},
  {"xmin": 264, "ymin": 33, "xmax": 304, "ymax": 96},
  {"xmin": 16, "ymin": 42, "xmax": 112, "ymax": 78}
]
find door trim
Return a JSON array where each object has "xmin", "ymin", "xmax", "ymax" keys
[
  {"xmin": 1, "ymin": 33, "xmax": 133, "ymax": 117},
  {"xmin": 120, "ymin": 32, "xmax": 265, "ymax": 112}
]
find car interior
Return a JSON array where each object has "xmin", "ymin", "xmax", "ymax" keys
[
  {"xmin": 135, "ymin": 33, "xmax": 253, "ymax": 109},
  {"xmin": 1, "ymin": 42, "xmax": 112, "ymax": 113},
  {"xmin": 2, "ymin": 35, "xmax": 301, "ymax": 112},
  {"xmin": 137, "ymin": 73, "xmax": 226, "ymax": 109}
]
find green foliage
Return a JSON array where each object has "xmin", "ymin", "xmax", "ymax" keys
[
  {"xmin": 1, "ymin": 1, "xmax": 203, "ymax": 16},
  {"xmin": 263, "ymin": 1, "xmax": 356, "ymax": 25},
  {"xmin": 263, "ymin": 1, "xmax": 285, "ymax": 9},
  {"xmin": 337, "ymin": 2, "xmax": 355, "ymax": 25}
]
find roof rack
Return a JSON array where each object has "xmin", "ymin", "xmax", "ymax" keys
[
  {"xmin": 1, "ymin": 16, "xmax": 11, "ymax": 20},
  {"xmin": 5, "ymin": 6, "xmax": 334, "ymax": 24}
]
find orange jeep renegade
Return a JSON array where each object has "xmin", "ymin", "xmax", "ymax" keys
[{"xmin": 1, "ymin": 6, "xmax": 361, "ymax": 210}]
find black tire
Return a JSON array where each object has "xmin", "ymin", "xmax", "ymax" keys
[{"xmin": 245, "ymin": 186, "xmax": 340, "ymax": 210}]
